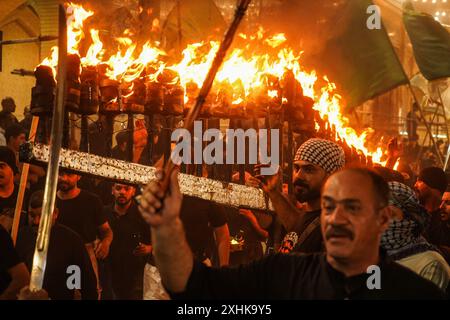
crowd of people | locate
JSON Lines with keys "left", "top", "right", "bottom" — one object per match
{"left": 1, "top": 95, "right": 450, "bottom": 300}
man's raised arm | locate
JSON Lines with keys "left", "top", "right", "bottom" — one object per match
{"left": 138, "top": 169, "right": 193, "bottom": 293}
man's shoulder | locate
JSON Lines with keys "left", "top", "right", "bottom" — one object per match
{"left": 78, "top": 189, "right": 101, "bottom": 200}
{"left": 53, "top": 223, "right": 85, "bottom": 244}
{"left": 384, "top": 260, "right": 445, "bottom": 299}
{"left": 262, "top": 252, "right": 324, "bottom": 269}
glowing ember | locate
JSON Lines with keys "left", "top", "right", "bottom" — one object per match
{"left": 37, "top": 3, "right": 386, "bottom": 164}
{"left": 393, "top": 158, "right": 401, "bottom": 171}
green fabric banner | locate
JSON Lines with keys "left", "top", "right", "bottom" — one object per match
{"left": 161, "top": 0, "right": 226, "bottom": 51}
{"left": 266, "top": 0, "right": 409, "bottom": 109}
{"left": 403, "top": 4, "right": 450, "bottom": 81}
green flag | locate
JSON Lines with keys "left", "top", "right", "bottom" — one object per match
{"left": 265, "top": 0, "right": 409, "bottom": 110}
{"left": 161, "top": 0, "right": 226, "bottom": 51}
{"left": 403, "top": 4, "right": 450, "bottom": 81}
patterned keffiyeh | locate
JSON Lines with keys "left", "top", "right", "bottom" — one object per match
{"left": 294, "top": 138, "right": 345, "bottom": 174}
{"left": 381, "top": 182, "right": 436, "bottom": 260}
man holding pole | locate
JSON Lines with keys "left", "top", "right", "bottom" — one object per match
{"left": 0, "top": 146, "right": 28, "bottom": 231}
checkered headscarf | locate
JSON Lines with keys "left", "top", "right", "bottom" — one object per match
{"left": 381, "top": 182, "right": 434, "bottom": 257}
{"left": 294, "top": 138, "right": 345, "bottom": 174}
{"left": 387, "top": 181, "right": 429, "bottom": 231}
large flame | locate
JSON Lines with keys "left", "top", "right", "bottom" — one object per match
{"left": 38, "top": 3, "right": 386, "bottom": 163}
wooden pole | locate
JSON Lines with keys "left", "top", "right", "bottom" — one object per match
{"left": 158, "top": 0, "right": 252, "bottom": 192}
{"left": 11, "top": 116, "right": 40, "bottom": 245}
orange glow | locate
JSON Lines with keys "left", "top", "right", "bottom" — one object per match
{"left": 37, "top": 3, "right": 387, "bottom": 164}
{"left": 393, "top": 158, "right": 400, "bottom": 171}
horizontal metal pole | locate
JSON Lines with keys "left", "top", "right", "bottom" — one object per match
{"left": 0, "top": 35, "right": 57, "bottom": 46}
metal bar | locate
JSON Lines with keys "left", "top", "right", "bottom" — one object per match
{"left": 437, "top": 87, "right": 450, "bottom": 141}
{"left": 29, "top": 5, "right": 67, "bottom": 292}
{"left": 444, "top": 143, "right": 450, "bottom": 171}
{"left": 106, "top": 115, "right": 114, "bottom": 157}
{"left": 11, "top": 69, "right": 35, "bottom": 77}
{"left": 80, "top": 115, "right": 89, "bottom": 152}
{"left": 0, "top": 35, "right": 57, "bottom": 46}
{"left": 146, "top": 114, "right": 154, "bottom": 164}
{"left": 127, "top": 114, "right": 134, "bottom": 162}
{"left": 408, "top": 84, "right": 443, "bottom": 167}
{"left": 20, "top": 142, "right": 273, "bottom": 211}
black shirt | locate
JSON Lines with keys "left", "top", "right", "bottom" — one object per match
{"left": 104, "top": 202, "right": 151, "bottom": 299}
{"left": 226, "top": 207, "right": 265, "bottom": 266}
{"left": 291, "top": 209, "right": 323, "bottom": 253}
{"left": 15, "top": 224, "right": 97, "bottom": 300}
{"left": 180, "top": 196, "right": 227, "bottom": 262}
{"left": 56, "top": 190, "right": 106, "bottom": 243}
{"left": 425, "top": 210, "right": 450, "bottom": 264}
{"left": 425, "top": 210, "right": 450, "bottom": 247}
{"left": 0, "top": 225, "right": 21, "bottom": 295}
{"left": 171, "top": 253, "right": 445, "bottom": 300}
{"left": 0, "top": 184, "right": 29, "bottom": 231}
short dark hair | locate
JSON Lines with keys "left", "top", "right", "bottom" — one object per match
{"left": 418, "top": 166, "right": 448, "bottom": 194}
{"left": 115, "top": 130, "right": 130, "bottom": 145}
{"left": 338, "top": 167, "right": 390, "bottom": 210}
{"left": 5, "top": 124, "right": 25, "bottom": 142}
{"left": 1, "top": 97, "right": 15, "bottom": 109}
{"left": 372, "top": 166, "right": 405, "bottom": 184}
{"left": 29, "top": 190, "right": 45, "bottom": 209}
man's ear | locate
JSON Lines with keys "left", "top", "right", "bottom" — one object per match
{"left": 378, "top": 206, "right": 392, "bottom": 233}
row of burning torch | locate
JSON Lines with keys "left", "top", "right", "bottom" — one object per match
{"left": 31, "top": 52, "right": 316, "bottom": 118}
{"left": 30, "top": 54, "right": 380, "bottom": 176}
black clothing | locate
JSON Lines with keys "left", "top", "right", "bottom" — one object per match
{"left": 19, "top": 116, "right": 33, "bottom": 135}
{"left": 0, "top": 111, "right": 19, "bottom": 131}
{"left": 88, "top": 121, "right": 110, "bottom": 158}
{"left": 78, "top": 177, "right": 114, "bottom": 206}
{"left": 111, "top": 145, "right": 129, "bottom": 162}
{"left": 15, "top": 224, "right": 97, "bottom": 300}
{"left": 291, "top": 209, "right": 323, "bottom": 253}
{"left": 111, "top": 145, "right": 151, "bottom": 165}
{"left": 425, "top": 210, "right": 450, "bottom": 264}
{"left": 0, "top": 225, "right": 21, "bottom": 295}
{"left": 0, "top": 184, "right": 29, "bottom": 231}
{"left": 56, "top": 190, "right": 106, "bottom": 243}
{"left": 425, "top": 210, "right": 450, "bottom": 247}
{"left": 226, "top": 207, "right": 264, "bottom": 266}
{"left": 180, "top": 196, "right": 227, "bottom": 263}
{"left": 104, "top": 202, "right": 151, "bottom": 299}
{"left": 171, "top": 253, "right": 445, "bottom": 300}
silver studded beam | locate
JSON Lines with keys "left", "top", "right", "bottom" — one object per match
{"left": 21, "top": 142, "right": 273, "bottom": 211}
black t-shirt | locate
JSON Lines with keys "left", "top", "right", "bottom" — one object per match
{"left": 104, "top": 202, "right": 151, "bottom": 299}
{"left": 171, "top": 253, "right": 445, "bottom": 300}
{"left": 56, "top": 190, "right": 106, "bottom": 243}
{"left": 88, "top": 121, "right": 109, "bottom": 158}
{"left": 15, "top": 224, "right": 97, "bottom": 300}
{"left": 180, "top": 196, "right": 227, "bottom": 261}
{"left": 0, "top": 184, "right": 29, "bottom": 231}
{"left": 0, "top": 225, "right": 21, "bottom": 295}
{"left": 425, "top": 210, "right": 450, "bottom": 247}
{"left": 226, "top": 207, "right": 264, "bottom": 266}
{"left": 290, "top": 209, "right": 323, "bottom": 254}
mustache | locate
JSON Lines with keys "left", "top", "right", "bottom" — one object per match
{"left": 325, "top": 225, "right": 354, "bottom": 240}
{"left": 294, "top": 179, "right": 309, "bottom": 189}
